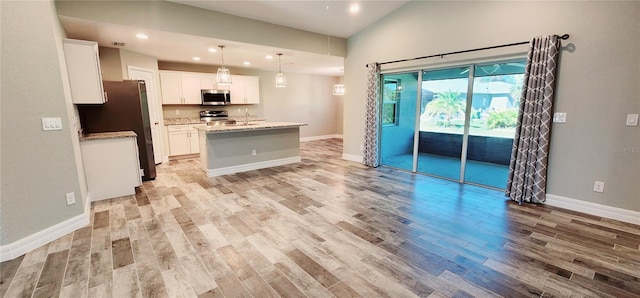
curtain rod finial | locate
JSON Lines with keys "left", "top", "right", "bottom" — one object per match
{"left": 559, "top": 34, "right": 570, "bottom": 40}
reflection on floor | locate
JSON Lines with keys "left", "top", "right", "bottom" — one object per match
{"left": 381, "top": 153, "right": 509, "bottom": 189}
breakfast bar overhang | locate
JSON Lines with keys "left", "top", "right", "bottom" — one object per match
{"left": 197, "top": 122, "right": 308, "bottom": 177}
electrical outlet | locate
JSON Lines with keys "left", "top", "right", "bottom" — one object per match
{"left": 175, "top": 109, "right": 180, "bottom": 115}
{"left": 359, "top": 144, "right": 364, "bottom": 151}
{"left": 553, "top": 112, "right": 567, "bottom": 123}
{"left": 593, "top": 181, "right": 605, "bottom": 193}
{"left": 626, "top": 114, "right": 639, "bottom": 126}
{"left": 65, "top": 192, "right": 76, "bottom": 205}
{"left": 252, "top": 149, "right": 257, "bottom": 156}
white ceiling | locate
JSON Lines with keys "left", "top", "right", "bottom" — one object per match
{"left": 59, "top": 1, "right": 409, "bottom": 76}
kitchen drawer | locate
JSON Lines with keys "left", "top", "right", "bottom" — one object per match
{"left": 167, "top": 124, "right": 189, "bottom": 132}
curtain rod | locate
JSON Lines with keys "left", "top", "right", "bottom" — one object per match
{"left": 366, "top": 34, "right": 570, "bottom": 68}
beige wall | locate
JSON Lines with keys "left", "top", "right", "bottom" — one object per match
{"left": 344, "top": 1, "right": 640, "bottom": 211}
{"left": 98, "top": 46, "right": 123, "bottom": 81}
{"left": 1, "top": 0, "right": 85, "bottom": 244}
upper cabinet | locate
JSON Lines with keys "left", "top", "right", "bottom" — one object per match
{"left": 159, "top": 71, "right": 201, "bottom": 105}
{"left": 230, "top": 75, "right": 260, "bottom": 104}
{"left": 62, "top": 39, "right": 106, "bottom": 104}
{"left": 159, "top": 70, "right": 260, "bottom": 105}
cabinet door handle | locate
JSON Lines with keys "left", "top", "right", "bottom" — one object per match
{"left": 104, "top": 92, "right": 108, "bottom": 102}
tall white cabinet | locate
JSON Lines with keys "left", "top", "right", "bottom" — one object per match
{"left": 62, "top": 39, "right": 105, "bottom": 104}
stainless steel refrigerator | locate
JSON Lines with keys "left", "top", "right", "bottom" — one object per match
{"left": 78, "top": 80, "right": 156, "bottom": 180}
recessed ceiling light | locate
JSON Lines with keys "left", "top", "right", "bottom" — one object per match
{"left": 192, "top": 57, "right": 201, "bottom": 61}
{"left": 208, "top": 48, "right": 217, "bottom": 53}
{"left": 265, "top": 55, "right": 273, "bottom": 60}
{"left": 350, "top": 4, "right": 360, "bottom": 13}
{"left": 135, "top": 33, "right": 148, "bottom": 39}
{"left": 243, "top": 61, "right": 251, "bottom": 66}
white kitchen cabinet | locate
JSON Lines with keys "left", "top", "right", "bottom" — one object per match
{"left": 181, "top": 73, "right": 202, "bottom": 104}
{"left": 167, "top": 124, "right": 200, "bottom": 155}
{"left": 229, "top": 75, "right": 260, "bottom": 104}
{"left": 188, "top": 125, "right": 200, "bottom": 154}
{"left": 160, "top": 71, "right": 208, "bottom": 105}
{"left": 159, "top": 72, "right": 182, "bottom": 104}
{"left": 62, "top": 39, "right": 105, "bottom": 104}
{"left": 80, "top": 134, "right": 141, "bottom": 202}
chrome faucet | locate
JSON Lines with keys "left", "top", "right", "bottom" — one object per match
{"left": 244, "top": 108, "right": 249, "bottom": 125}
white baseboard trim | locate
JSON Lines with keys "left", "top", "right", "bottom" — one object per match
{"left": 300, "top": 134, "right": 343, "bottom": 142}
{"left": 545, "top": 194, "right": 640, "bottom": 225}
{"left": 342, "top": 153, "right": 363, "bottom": 163}
{"left": 207, "top": 156, "right": 301, "bottom": 177}
{"left": 84, "top": 193, "right": 91, "bottom": 215}
{"left": 0, "top": 212, "right": 89, "bottom": 262}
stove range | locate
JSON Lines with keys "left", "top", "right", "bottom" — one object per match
{"left": 200, "top": 110, "right": 228, "bottom": 123}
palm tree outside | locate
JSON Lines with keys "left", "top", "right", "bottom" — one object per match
{"left": 425, "top": 90, "right": 465, "bottom": 127}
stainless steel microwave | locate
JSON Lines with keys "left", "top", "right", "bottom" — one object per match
{"left": 201, "top": 89, "right": 230, "bottom": 106}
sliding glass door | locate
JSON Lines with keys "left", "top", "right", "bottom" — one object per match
{"left": 379, "top": 60, "right": 525, "bottom": 189}
{"left": 464, "top": 62, "right": 525, "bottom": 188}
{"left": 418, "top": 67, "right": 470, "bottom": 181}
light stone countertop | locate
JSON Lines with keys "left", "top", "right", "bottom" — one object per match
{"left": 196, "top": 121, "right": 307, "bottom": 134}
{"left": 164, "top": 118, "right": 202, "bottom": 125}
{"left": 80, "top": 131, "right": 137, "bottom": 141}
{"left": 164, "top": 117, "right": 267, "bottom": 125}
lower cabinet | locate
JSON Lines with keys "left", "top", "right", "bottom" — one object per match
{"left": 80, "top": 134, "right": 141, "bottom": 202}
{"left": 167, "top": 124, "right": 200, "bottom": 155}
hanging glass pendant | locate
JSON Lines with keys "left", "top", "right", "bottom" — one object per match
{"left": 216, "top": 45, "right": 232, "bottom": 85}
{"left": 275, "top": 53, "right": 286, "bottom": 88}
{"left": 275, "top": 72, "right": 287, "bottom": 88}
{"left": 332, "top": 83, "right": 345, "bottom": 95}
{"left": 333, "top": 71, "right": 345, "bottom": 95}
{"left": 216, "top": 66, "right": 232, "bottom": 85}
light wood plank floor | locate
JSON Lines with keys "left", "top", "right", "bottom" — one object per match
{"left": 2, "top": 139, "right": 639, "bottom": 297}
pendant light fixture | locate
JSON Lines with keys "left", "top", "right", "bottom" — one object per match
{"left": 275, "top": 53, "right": 286, "bottom": 88}
{"left": 333, "top": 69, "right": 345, "bottom": 95}
{"left": 216, "top": 45, "right": 232, "bottom": 85}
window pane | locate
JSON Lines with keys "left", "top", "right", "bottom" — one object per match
{"left": 423, "top": 67, "right": 469, "bottom": 80}
{"left": 380, "top": 72, "right": 419, "bottom": 171}
{"left": 474, "top": 60, "right": 526, "bottom": 77}
{"left": 420, "top": 78, "right": 468, "bottom": 133}
{"left": 382, "top": 103, "right": 396, "bottom": 125}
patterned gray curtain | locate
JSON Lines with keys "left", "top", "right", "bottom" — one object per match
{"left": 362, "top": 62, "right": 380, "bottom": 167}
{"left": 506, "top": 35, "right": 560, "bottom": 203}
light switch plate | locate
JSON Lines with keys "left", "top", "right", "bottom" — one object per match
{"left": 42, "top": 117, "right": 62, "bottom": 131}
{"left": 553, "top": 112, "right": 567, "bottom": 123}
{"left": 626, "top": 114, "right": 638, "bottom": 126}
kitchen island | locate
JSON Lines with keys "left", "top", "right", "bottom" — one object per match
{"left": 197, "top": 122, "right": 307, "bottom": 177}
